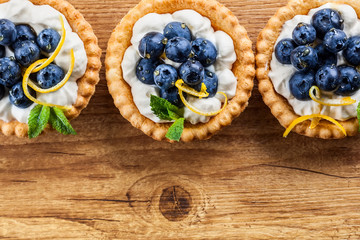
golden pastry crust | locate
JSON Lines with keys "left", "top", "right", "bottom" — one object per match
{"left": 256, "top": 0, "right": 360, "bottom": 139}
{"left": 0, "top": 0, "right": 102, "bottom": 138}
{"left": 106, "top": 0, "right": 255, "bottom": 142}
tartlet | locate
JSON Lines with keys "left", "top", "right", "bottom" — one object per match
{"left": 256, "top": 0, "right": 360, "bottom": 139}
{"left": 0, "top": 0, "right": 101, "bottom": 138}
{"left": 106, "top": 0, "right": 255, "bottom": 142}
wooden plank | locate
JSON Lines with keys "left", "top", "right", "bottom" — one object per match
{"left": 1, "top": 0, "right": 360, "bottom": 239}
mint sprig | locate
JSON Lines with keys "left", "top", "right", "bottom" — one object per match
{"left": 28, "top": 105, "right": 76, "bottom": 139}
{"left": 150, "top": 95, "right": 185, "bottom": 141}
{"left": 357, "top": 102, "right": 360, "bottom": 132}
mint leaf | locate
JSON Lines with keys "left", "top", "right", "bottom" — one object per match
{"left": 150, "top": 95, "right": 183, "bottom": 121}
{"left": 28, "top": 105, "right": 51, "bottom": 139}
{"left": 357, "top": 102, "right": 360, "bottom": 132}
{"left": 167, "top": 109, "right": 180, "bottom": 120}
{"left": 166, "top": 118, "right": 185, "bottom": 141}
{"left": 49, "top": 107, "right": 76, "bottom": 135}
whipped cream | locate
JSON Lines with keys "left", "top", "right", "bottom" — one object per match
{"left": 0, "top": 0, "right": 87, "bottom": 123}
{"left": 269, "top": 3, "right": 360, "bottom": 120}
{"left": 122, "top": 10, "right": 237, "bottom": 124}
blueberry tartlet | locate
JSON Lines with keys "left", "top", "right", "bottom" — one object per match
{"left": 257, "top": 0, "right": 360, "bottom": 139}
{"left": 0, "top": 0, "right": 101, "bottom": 138}
{"left": 106, "top": 0, "right": 255, "bottom": 142}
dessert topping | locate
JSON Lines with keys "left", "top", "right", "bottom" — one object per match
{"left": 164, "top": 22, "right": 192, "bottom": 41}
{"left": 179, "top": 59, "right": 205, "bottom": 86}
{"left": 311, "top": 8, "right": 343, "bottom": 39}
{"left": 175, "top": 79, "right": 208, "bottom": 98}
{"left": 27, "top": 49, "right": 75, "bottom": 94}
{"left": 165, "top": 37, "right": 192, "bottom": 63}
{"left": 28, "top": 104, "right": 76, "bottom": 139}
{"left": 191, "top": 38, "right": 217, "bottom": 67}
{"left": 33, "top": 16, "right": 66, "bottom": 72}
{"left": 283, "top": 114, "right": 347, "bottom": 138}
{"left": 0, "top": 19, "right": 17, "bottom": 45}
{"left": 309, "top": 86, "right": 356, "bottom": 106}
{"left": 154, "top": 64, "right": 178, "bottom": 90}
{"left": 37, "top": 28, "right": 61, "bottom": 53}
{"left": 177, "top": 82, "right": 228, "bottom": 117}
{"left": 138, "top": 32, "right": 166, "bottom": 59}
{"left": 150, "top": 94, "right": 185, "bottom": 141}
{"left": 22, "top": 51, "right": 73, "bottom": 109}
{"left": 275, "top": 38, "right": 296, "bottom": 64}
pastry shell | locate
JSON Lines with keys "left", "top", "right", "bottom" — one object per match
{"left": 106, "top": 0, "right": 255, "bottom": 142}
{"left": 256, "top": 0, "right": 360, "bottom": 139}
{"left": 0, "top": 0, "right": 102, "bottom": 138}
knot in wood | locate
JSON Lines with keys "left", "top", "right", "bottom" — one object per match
{"left": 159, "top": 186, "right": 192, "bottom": 222}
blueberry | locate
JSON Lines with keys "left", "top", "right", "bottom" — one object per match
{"left": 323, "top": 28, "right": 348, "bottom": 53}
{"left": 0, "top": 57, "right": 21, "bottom": 88}
{"left": 160, "top": 87, "right": 184, "bottom": 108}
{"left": 311, "top": 8, "right": 343, "bottom": 39}
{"left": 315, "top": 64, "right": 340, "bottom": 91}
{"left": 136, "top": 58, "right": 161, "bottom": 85}
{"left": 191, "top": 38, "right": 217, "bottom": 67}
{"left": 275, "top": 38, "right": 297, "bottom": 64}
{"left": 14, "top": 40, "right": 40, "bottom": 67}
{"left": 0, "top": 45, "right": 5, "bottom": 58}
{"left": 36, "top": 64, "right": 65, "bottom": 89}
{"left": 11, "top": 24, "right": 36, "bottom": 49}
{"left": 138, "top": 32, "right": 166, "bottom": 59}
{"left": 343, "top": 36, "right": 360, "bottom": 66}
{"left": 194, "top": 70, "right": 218, "bottom": 98}
{"left": 164, "top": 22, "right": 192, "bottom": 41}
{"left": 37, "top": 28, "right": 61, "bottom": 53}
{"left": 165, "top": 37, "right": 191, "bottom": 63}
{"left": 0, "top": 84, "right": 5, "bottom": 100}
{"left": 314, "top": 44, "right": 337, "bottom": 67}
{"left": 0, "top": 19, "right": 17, "bottom": 46}
{"left": 9, "top": 82, "right": 36, "bottom": 109}
{"left": 335, "top": 65, "right": 360, "bottom": 96}
{"left": 289, "top": 71, "right": 316, "bottom": 100}
{"left": 179, "top": 60, "right": 205, "bottom": 86}
{"left": 154, "top": 64, "right": 178, "bottom": 90}
{"left": 290, "top": 46, "right": 318, "bottom": 71}
{"left": 292, "top": 22, "right": 316, "bottom": 45}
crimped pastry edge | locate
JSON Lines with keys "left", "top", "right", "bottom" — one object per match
{"left": 0, "top": 0, "right": 102, "bottom": 138}
{"left": 256, "top": 0, "right": 360, "bottom": 139}
{"left": 105, "top": 0, "right": 255, "bottom": 142}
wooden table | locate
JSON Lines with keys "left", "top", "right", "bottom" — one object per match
{"left": 1, "top": 0, "right": 360, "bottom": 239}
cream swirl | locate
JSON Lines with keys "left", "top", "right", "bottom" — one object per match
{"left": 269, "top": 3, "right": 360, "bottom": 120}
{"left": 122, "top": 10, "right": 237, "bottom": 124}
{"left": 0, "top": 0, "right": 87, "bottom": 123}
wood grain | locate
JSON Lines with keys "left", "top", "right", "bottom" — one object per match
{"left": 1, "top": 0, "right": 360, "bottom": 239}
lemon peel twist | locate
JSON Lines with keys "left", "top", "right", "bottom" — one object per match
{"left": 310, "top": 116, "right": 321, "bottom": 129}
{"left": 28, "top": 49, "right": 75, "bottom": 94}
{"left": 309, "top": 86, "right": 356, "bottom": 106}
{"left": 178, "top": 89, "right": 228, "bottom": 117}
{"left": 175, "top": 79, "right": 209, "bottom": 99}
{"left": 22, "top": 59, "right": 72, "bottom": 110}
{"left": 174, "top": 79, "right": 228, "bottom": 117}
{"left": 32, "top": 15, "right": 66, "bottom": 73}
{"left": 283, "top": 114, "right": 347, "bottom": 138}
{"left": 21, "top": 15, "right": 73, "bottom": 110}
{"left": 303, "top": 85, "right": 355, "bottom": 132}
